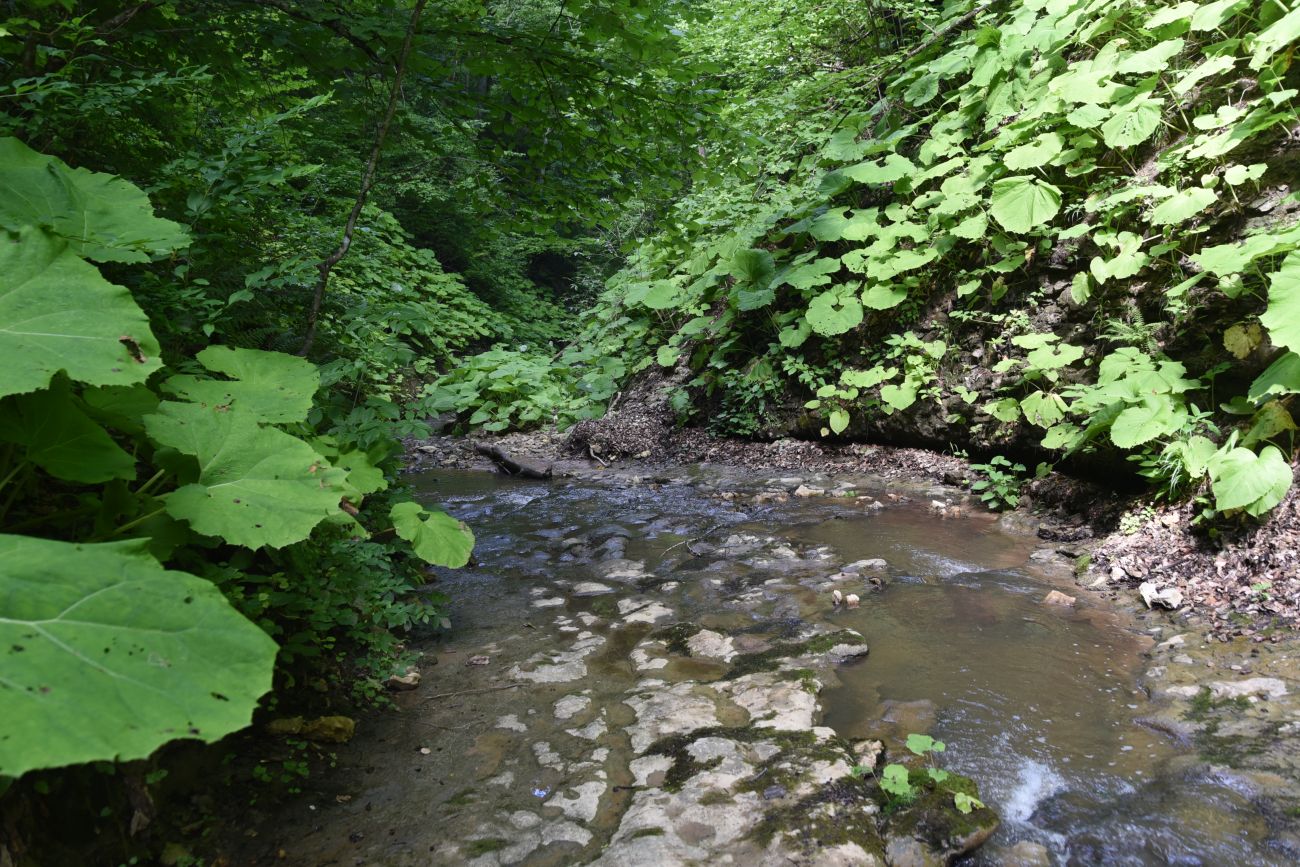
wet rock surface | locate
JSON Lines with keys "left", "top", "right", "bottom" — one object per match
{"left": 217, "top": 465, "right": 1300, "bottom": 866}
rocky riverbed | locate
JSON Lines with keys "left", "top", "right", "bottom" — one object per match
{"left": 219, "top": 460, "right": 1300, "bottom": 866}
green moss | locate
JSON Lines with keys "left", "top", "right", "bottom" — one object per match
{"left": 1074, "top": 553, "right": 1092, "bottom": 576}
{"left": 886, "top": 774, "right": 999, "bottom": 846}
{"left": 721, "top": 630, "right": 865, "bottom": 680}
{"left": 464, "top": 838, "right": 507, "bottom": 856}
{"left": 699, "top": 790, "right": 735, "bottom": 806}
{"left": 749, "top": 775, "right": 886, "bottom": 857}
{"left": 445, "top": 788, "right": 476, "bottom": 806}
{"left": 630, "top": 827, "right": 666, "bottom": 838}
{"left": 654, "top": 621, "right": 703, "bottom": 656}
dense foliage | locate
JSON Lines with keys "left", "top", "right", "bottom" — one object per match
{"left": 445, "top": 0, "right": 1300, "bottom": 523}
{"left": 0, "top": 0, "right": 705, "bottom": 794}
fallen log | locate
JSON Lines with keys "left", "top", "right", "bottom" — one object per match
{"left": 473, "top": 442, "right": 553, "bottom": 479}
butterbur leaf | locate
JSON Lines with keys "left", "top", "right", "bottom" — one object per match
{"left": 989, "top": 176, "right": 1062, "bottom": 233}
{"left": 954, "top": 792, "right": 986, "bottom": 815}
{"left": 390, "top": 502, "right": 474, "bottom": 567}
{"left": 1020, "top": 391, "right": 1067, "bottom": 427}
{"left": 1149, "top": 187, "right": 1217, "bottom": 225}
{"left": 0, "top": 536, "right": 277, "bottom": 777}
{"left": 1209, "top": 446, "right": 1293, "bottom": 516}
{"left": 1100, "top": 98, "right": 1163, "bottom": 148}
{"left": 0, "top": 137, "right": 189, "bottom": 263}
{"left": 828, "top": 409, "right": 849, "bottom": 435}
{"left": 334, "top": 449, "right": 388, "bottom": 497}
{"left": 145, "top": 402, "right": 343, "bottom": 549}
{"left": 0, "top": 383, "right": 136, "bottom": 483}
{"left": 906, "top": 733, "right": 945, "bottom": 755}
{"left": 1004, "top": 133, "right": 1064, "bottom": 170}
{"left": 805, "top": 289, "right": 863, "bottom": 336}
{"left": 639, "top": 280, "right": 681, "bottom": 310}
{"left": 1110, "top": 395, "right": 1183, "bottom": 448}
{"left": 880, "top": 381, "right": 918, "bottom": 411}
{"left": 1260, "top": 251, "right": 1300, "bottom": 353}
{"left": 881, "top": 764, "right": 914, "bottom": 799}
{"left": 1241, "top": 402, "right": 1297, "bottom": 449}
{"left": 1250, "top": 7, "right": 1300, "bottom": 70}
{"left": 163, "top": 346, "right": 319, "bottom": 424}
{"left": 729, "top": 249, "right": 775, "bottom": 287}
{"left": 1248, "top": 352, "right": 1300, "bottom": 401}
{"left": 0, "top": 228, "right": 162, "bottom": 398}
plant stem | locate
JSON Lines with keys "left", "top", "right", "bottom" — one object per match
{"left": 133, "top": 468, "right": 166, "bottom": 497}
{"left": 102, "top": 507, "right": 167, "bottom": 540}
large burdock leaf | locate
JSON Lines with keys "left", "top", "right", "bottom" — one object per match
{"left": 0, "top": 228, "right": 162, "bottom": 398}
{"left": 1260, "top": 250, "right": 1300, "bottom": 353}
{"left": 162, "top": 346, "right": 320, "bottom": 424}
{"left": 0, "top": 137, "right": 189, "bottom": 263}
{"left": 1100, "top": 97, "right": 1163, "bottom": 148}
{"left": 0, "top": 135, "right": 188, "bottom": 262}
{"left": 0, "top": 382, "right": 136, "bottom": 483}
{"left": 729, "top": 249, "right": 775, "bottom": 287}
{"left": 0, "top": 536, "right": 277, "bottom": 777}
{"left": 805, "top": 288, "right": 863, "bottom": 336}
{"left": 989, "top": 176, "right": 1062, "bottom": 233}
{"left": 390, "top": 502, "right": 474, "bottom": 567}
{"left": 1149, "top": 187, "right": 1217, "bottom": 225}
{"left": 145, "top": 402, "right": 343, "bottom": 549}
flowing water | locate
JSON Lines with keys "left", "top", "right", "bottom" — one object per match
{"left": 232, "top": 467, "right": 1289, "bottom": 865}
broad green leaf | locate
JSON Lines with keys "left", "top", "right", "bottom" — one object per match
{"left": 989, "top": 176, "right": 1062, "bottom": 233}
{"left": 1070, "top": 272, "right": 1092, "bottom": 305}
{"left": 880, "top": 381, "right": 918, "bottom": 411}
{"left": 1223, "top": 164, "right": 1266, "bottom": 186}
{"left": 1149, "top": 187, "right": 1217, "bottom": 225}
{"left": 1100, "top": 98, "right": 1163, "bottom": 148}
{"left": 1223, "top": 322, "right": 1263, "bottom": 359}
{"left": 0, "top": 383, "right": 135, "bottom": 483}
{"left": 0, "top": 138, "right": 189, "bottom": 263}
{"left": 881, "top": 763, "right": 915, "bottom": 799}
{"left": 841, "top": 366, "right": 896, "bottom": 388}
{"left": 1111, "top": 395, "right": 1182, "bottom": 448}
{"left": 639, "top": 280, "right": 682, "bottom": 310}
{"left": 0, "top": 535, "right": 276, "bottom": 777}
{"left": 862, "top": 283, "right": 908, "bottom": 310}
{"left": 1260, "top": 251, "right": 1300, "bottom": 353}
{"left": 954, "top": 792, "right": 986, "bottom": 815}
{"left": 1145, "top": 3, "right": 1197, "bottom": 29}
{"left": 145, "top": 402, "right": 343, "bottom": 549}
{"left": 0, "top": 228, "right": 162, "bottom": 398}
{"left": 1241, "top": 401, "right": 1297, "bottom": 449}
{"left": 1248, "top": 351, "right": 1300, "bottom": 401}
{"left": 1191, "top": 0, "right": 1245, "bottom": 31}
{"left": 805, "top": 289, "right": 863, "bottom": 336}
{"left": 906, "top": 733, "right": 945, "bottom": 755}
{"left": 1173, "top": 55, "right": 1237, "bottom": 96}
{"left": 163, "top": 346, "right": 319, "bottom": 424}
{"left": 1004, "top": 133, "right": 1064, "bottom": 170}
{"left": 1020, "top": 391, "right": 1067, "bottom": 427}
{"left": 1209, "top": 445, "right": 1293, "bottom": 515}
{"left": 775, "top": 257, "right": 840, "bottom": 291}
{"left": 842, "top": 154, "right": 916, "bottom": 185}
{"left": 1250, "top": 7, "right": 1300, "bottom": 70}
{"left": 656, "top": 344, "right": 679, "bottom": 367}
{"left": 778, "top": 320, "right": 811, "bottom": 349}
{"left": 737, "top": 286, "right": 775, "bottom": 311}
{"left": 729, "top": 249, "right": 775, "bottom": 286}
{"left": 986, "top": 397, "right": 1021, "bottom": 422}
{"left": 828, "top": 409, "right": 849, "bottom": 435}
{"left": 390, "top": 501, "right": 474, "bottom": 567}
{"left": 1117, "top": 39, "right": 1184, "bottom": 74}
{"left": 335, "top": 449, "right": 388, "bottom": 497}
{"left": 951, "top": 212, "right": 988, "bottom": 240}
{"left": 81, "top": 384, "right": 159, "bottom": 436}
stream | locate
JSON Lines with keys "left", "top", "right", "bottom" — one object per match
{"left": 230, "top": 466, "right": 1295, "bottom": 866}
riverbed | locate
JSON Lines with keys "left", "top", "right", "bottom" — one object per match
{"left": 225, "top": 466, "right": 1300, "bottom": 865}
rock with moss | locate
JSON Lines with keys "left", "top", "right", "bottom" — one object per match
{"left": 883, "top": 772, "right": 999, "bottom": 866}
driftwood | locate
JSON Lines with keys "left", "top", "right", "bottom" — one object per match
{"left": 473, "top": 443, "right": 553, "bottom": 479}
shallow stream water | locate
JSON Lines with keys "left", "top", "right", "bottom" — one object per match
{"left": 231, "top": 467, "right": 1290, "bottom": 866}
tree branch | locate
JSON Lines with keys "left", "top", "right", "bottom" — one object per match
{"left": 297, "top": 0, "right": 427, "bottom": 356}
{"left": 248, "top": 0, "right": 385, "bottom": 65}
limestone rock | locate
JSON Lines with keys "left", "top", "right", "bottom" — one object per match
{"left": 1042, "top": 590, "right": 1076, "bottom": 607}
{"left": 1138, "top": 581, "right": 1184, "bottom": 609}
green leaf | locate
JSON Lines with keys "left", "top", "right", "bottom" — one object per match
{"left": 778, "top": 320, "right": 812, "bottom": 348}
{"left": 729, "top": 249, "right": 775, "bottom": 286}
{"left": 906, "top": 733, "right": 945, "bottom": 756}
{"left": 334, "top": 449, "right": 388, "bottom": 497}
{"left": 842, "top": 154, "right": 917, "bottom": 185}
{"left": 639, "top": 280, "right": 682, "bottom": 310}
{"left": 841, "top": 366, "right": 897, "bottom": 388}
{"left": 1209, "top": 445, "right": 1293, "bottom": 516}
{"left": 986, "top": 397, "right": 1021, "bottom": 422}
{"left": 954, "top": 792, "right": 986, "bottom": 815}
{"left": 163, "top": 346, "right": 319, "bottom": 424}
{"left": 1248, "top": 352, "right": 1300, "bottom": 401}
{"left": 1241, "top": 401, "right": 1297, "bottom": 449}
{"left": 0, "top": 138, "right": 189, "bottom": 263}
{"left": 1260, "top": 250, "right": 1300, "bottom": 353}
{"left": 736, "top": 286, "right": 775, "bottom": 311}
{"left": 1117, "top": 39, "right": 1184, "bottom": 74}
{"left": 880, "top": 381, "right": 918, "bottom": 411}
{"left": 145, "top": 402, "right": 343, "bottom": 549}
{"left": 1020, "top": 391, "right": 1067, "bottom": 427}
{"left": 951, "top": 212, "right": 988, "bottom": 240}
{"left": 0, "top": 383, "right": 135, "bottom": 483}
{"left": 0, "top": 535, "right": 276, "bottom": 777}
{"left": 390, "top": 502, "right": 474, "bottom": 567}
{"left": 1110, "top": 395, "right": 1182, "bottom": 448}
{"left": 989, "top": 176, "right": 1063, "bottom": 234}
{"left": 805, "top": 289, "right": 863, "bottom": 336}
{"left": 1004, "top": 133, "right": 1064, "bottom": 170}
{"left": 1149, "top": 187, "right": 1217, "bottom": 225}
{"left": 1250, "top": 7, "right": 1300, "bottom": 70}
{"left": 862, "top": 283, "right": 908, "bottom": 310}
{"left": 1191, "top": 0, "right": 1246, "bottom": 31}
{"left": 1100, "top": 98, "right": 1163, "bottom": 148}
{"left": 656, "top": 344, "right": 679, "bottom": 367}
{"left": 0, "top": 228, "right": 162, "bottom": 398}
{"left": 881, "top": 763, "right": 915, "bottom": 799}
{"left": 828, "top": 409, "right": 850, "bottom": 435}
